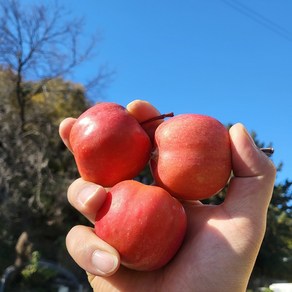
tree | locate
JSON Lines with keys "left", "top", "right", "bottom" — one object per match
{"left": 0, "top": 2, "right": 110, "bottom": 286}
{"left": 245, "top": 133, "right": 292, "bottom": 286}
{"left": 0, "top": 73, "right": 97, "bottom": 290}
{"left": 251, "top": 179, "right": 292, "bottom": 287}
{"left": 0, "top": 0, "right": 109, "bottom": 131}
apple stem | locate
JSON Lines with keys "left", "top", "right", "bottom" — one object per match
{"left": 260, "top": 147, "right": 274, "bottom": 156}
{"left": 140, "top": 112, "right": 174, "bottom": 125}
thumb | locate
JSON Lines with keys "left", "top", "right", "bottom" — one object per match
{"left": 224, "top": 123, "right": 276, "bottom": 218}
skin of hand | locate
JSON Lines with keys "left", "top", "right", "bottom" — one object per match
{"left": 59, "top": 100, "right": 276, "bottom": 292}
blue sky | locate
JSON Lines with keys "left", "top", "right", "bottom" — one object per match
{"left": 32, "top": 1, "right": 292, "bottom": 183}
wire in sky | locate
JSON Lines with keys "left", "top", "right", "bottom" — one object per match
{"left": 219, "top": 0, "right": 292, "bottom": 42}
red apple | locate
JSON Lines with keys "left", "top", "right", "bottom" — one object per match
{"left": 150, "top": 114, "right": 232, "bottom": 200}
{"left": 94, "top": 180, "right": 187, "bottom": 271}
{"left": 69, "top": 102, "right": 152, "bottom": 187}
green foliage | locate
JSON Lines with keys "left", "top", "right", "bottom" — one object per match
{"left": 0, "top": 2, "right": 105, "bottom": 288}
{"left": 254, "top": 181, "right": 292, "bottom": 282}
{"left": 5, "top": 251, "right": 66, "bottom": 292}
{"left": 0, "top": 69, "right": 91, "bottom": 276}
{"left": 21, "top": 251, "right": 56, "bottom": 283}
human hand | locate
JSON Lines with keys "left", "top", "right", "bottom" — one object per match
{"left": 59, "top": 100, "right": 276, "bottom": 292}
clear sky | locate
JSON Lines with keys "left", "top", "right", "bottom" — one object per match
{"left": 31, "top": 0, "right": 292, "bottom": 183}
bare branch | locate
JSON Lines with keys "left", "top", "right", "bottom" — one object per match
{"left": 0, "top": 0, "right": 104, "bottom": 129}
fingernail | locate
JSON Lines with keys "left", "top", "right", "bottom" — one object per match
{"left": 77, "top": 184, "right": 100, "bottom": 206}
{"left": 92, "top": 250, "right": 118, "bottom": 275}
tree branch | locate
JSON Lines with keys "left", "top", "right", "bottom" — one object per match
{"left": 0, "top": 0, "right": 105, "bottom": 130}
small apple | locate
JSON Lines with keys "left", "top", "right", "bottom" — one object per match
{"left": 94, "top": 180, "right": 187, "bottom": 271}
{"left": 69, "top": 102, "right": 152, "bottom": 187}
{"left": 150, "top": 114, "right": 232, "bottom": 200}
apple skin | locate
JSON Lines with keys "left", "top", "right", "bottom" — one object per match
{"left": 150, "top": 114, "right": 232, "bottom": 200}
{"left": 94, "top": 180, "right": 187, "bottom": 271}
{"left": 69, "top": 102, "right": 152, "bottom": 187}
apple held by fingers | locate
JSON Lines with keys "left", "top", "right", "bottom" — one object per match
{"left": 150, "top": 114, "right": 232, "bottom": 200}
{"left": 69, "top": 102, "right": 152, "bottom": 187}
{"left": 94, "top": 180, "right": 187, "bottom": 271}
